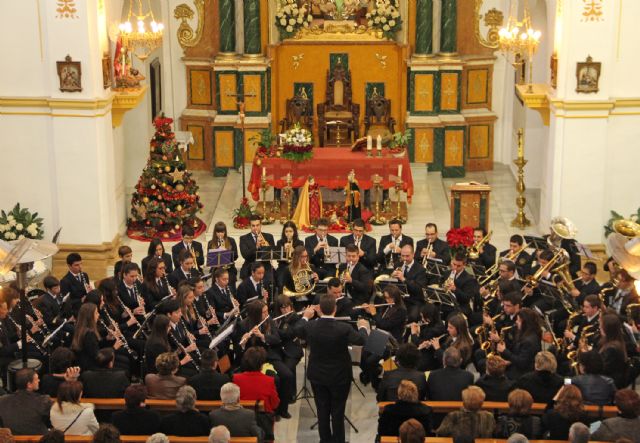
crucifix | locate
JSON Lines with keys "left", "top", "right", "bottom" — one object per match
{"left": 226, "top": 90, "right": 257, "bottom": 199}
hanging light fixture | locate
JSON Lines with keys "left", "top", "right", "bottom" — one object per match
{"left": 118, "top": 0, "right": 164, "bottom": 61}
{"left": 499, "top": 0, "right": 541, "bottom": 92}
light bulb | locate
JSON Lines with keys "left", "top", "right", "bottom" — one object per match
{"left": 137, "top": 20, "right": 145, "bottom": 33}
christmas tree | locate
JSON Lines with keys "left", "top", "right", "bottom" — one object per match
{"left": 127, "top": 116, "right": 205, "bottom": 240}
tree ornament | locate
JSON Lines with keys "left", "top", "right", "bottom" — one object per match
{"left": 142, "top": 197, "right": 149, "bottom": 203}
{"left": 151, "top": 184, "right": 156, "bottom": 190}
{"left": 176, "top": 205, "right": 183, "bottom": 211}
{"left": 175, "top": 224, "right": 180, "bottom": 229}
{"left": 169, "top": 169, "right": 185, "bottom": 183}
{"left": 164, "top": 166, "right": 171, "bottom": 172}
{"left": 176, "top": 184, "right": 185, "bottom": 192}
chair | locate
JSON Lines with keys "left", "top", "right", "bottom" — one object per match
{"left": 317, "top": 58, "right": 360, "bottom": 146}
{"left": 364, "top": 89, "right": 395, "bottom": 144}
{"left": 279, "top": 89, "right": 313, "bottom": 133}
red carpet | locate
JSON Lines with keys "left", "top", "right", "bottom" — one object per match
{"left": 127, "top": 218, "right": 207, "bottom": 241}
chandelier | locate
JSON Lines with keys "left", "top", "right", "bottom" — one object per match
{"left": 118, "top": 0, "right": 164, "bottom": 61}
{"left": 498, "top": 0, "right": 541, "bottom": 92}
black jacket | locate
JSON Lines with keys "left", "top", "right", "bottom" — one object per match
{"left": 36, "top": 292, "right": 67, "bottom": 328}
{"left": 378, "top": 234, "right": 414, "bottom": 269}
{"left": 80, "top": 368, "right": 130, "bottom": 398}
{"left": 378, "top": 400, "right": 432, "bottom": 437}
{"left": 571, "top": 373, "right": 616, "bottom": 405}
{"left": 236, "top": 277, "right": 268, "bottom": 307}
{"left": 500, "top": 333, "right": 542, "bottom": 380}
{"left": 500, "top": 249, "right": 532, "bottom": 277}
{"left": 112, "top": 407, "right": 161, "bottom": 435}
{"left": 208, "top": 284, "right": 237, "bottom": 324}
{"left": 542, "top": 410, "right": 591, "bottom": 440}
{"left": 450, "top": 269, "right": 479, "bottom": 316}
{"left": 338, "top": 261, "right": 373, "bottom": 304}
{"left": 474, "top": 374, "right": 515, "bottom": 402}
{"left": 377, "top": 367, "right": 428, "bottom": 401}
{"left": 59, "top": 271, "right": 90, "bottom": 312}
{"left": 296, "top": 317, "right": 367, "bottom": 386}
{"left": 415, "top": 238, "right": 451, "bottom": 265}
{"left": 400, "top": 262, "right": 428, "bottom": 305}
{"left": 373, "top": 305, "right": 407, "bottom": 343}
{"left": 340, "top": 234, "right": 377, "bottom": 270}
{"left": 0, "top": 390, "right": 52, "bottom": 435}
{"left": 141, "top": 253, "right": 174, "bottom": 278}
{"left": 172, "top": 240, "right": 205, "bottom": 270}
{"left": 514, "top": 370, "right": 564, "bottom": 405}
{"left": 304, "top": 234, "right": 339, "bottom": 279}
{"left": 239, "top": 232, "right": 275, "bottom": 279}
{"left": 187, "top": 369, "right": 230, "bottom": 401}
{"left": 426, "top": 367, "right": 474, "bottom": 401}
{"left": 209, "top": 407, "right": 262, "bottom": 440}
{"left": 160, "top": 410, "right": 211, "bottom": 436}
{"left": 167, "top": 267, "right": 199, "bottom": 290}
{"left": 470, "top": 243, "right": 497, "bottom": 270}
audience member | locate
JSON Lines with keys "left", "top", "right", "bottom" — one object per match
{"left": 80, "top": 348, "right": 130, "bottom": 398}
{"left": 145, "top": 434, "right": 169, "bottom": 443}
{"left": 187, "top": 349, "right": 230, "bottom": 401}
{"left": 572, "top": 350, "right": 617, "bottom": 405}
{"left": 426, "top": 347, "right": 474, "bottom": 401}
{"left": 111, "top": 384, "right": 161, "bottom": 435}
{"left": 569, "top": 422, "right": 591, "bottom": 443}
{"left": 514, "top": 351, "right": 564, "bottom": 404}
{"left": 378, "top": 380, "right": 432, "bottom": 437}
{"left": 159, "top": 385, "right": 210, "bottom": 436}
{"left": 436, "top": 386, "right": 495, "bottom": 438}
{"left": 209, "top": 383, "right": 262, "bottom": 442}
{"left": 50, "top": 381, "right": 99, "bottom": 435}
{"left": 40, "top": 347, "right": 78, "bottom": 397}
{"left": 541, "top": 384, "right": 590, "bottom": 440}
{"left": 398, "top": 418, "right": 426, "bottom": 443}
{"left": 592, "top": 389, "right": 640, "bottom": 442}
{"left": 209, "top": 426, "right": 231, "bottom": 443}
{"left": 495, "top": 389, "right": 541, "bottom": 439}
{"left": 145, "top": 352, "right": 187, "bottom": 399}
{"left": 93, "top": 424, "right": 121, "bottom": 443}
{"left": 475, "top": 354, "right": 514, "bottom": 402}
{"left": 39, "top": 429, "right": 64, "bottom": 443}
{"left": 377, "top": 343, "right": 427, "bottom": 402}
{"left": 233, "top": 347, "right": 280, "bottom": 413}
{"left": 507, "top": 433, "right": 529, "bottom": 443}
{"left": 0, "top": 369, "right": 52, "bottom": 435}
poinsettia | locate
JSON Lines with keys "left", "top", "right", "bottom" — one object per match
{"left": 446, "top": 226, "right": 474, "bottom": 256}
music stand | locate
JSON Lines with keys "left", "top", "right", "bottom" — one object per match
{"left": 255, "top": 248, "right": 282, "bottom": 263}
{"left": 469, "top": 263, "right": 486, "bottom": 277}
{"left": 295, "top": 344, "right": 316, "bottom": 416}
{"left": 423, "top": 286, "right": 457, "bottom": 307}
{"left": 425, "top": 261, "right": 450, "bottom": 283}
{"left": 576, "top": 242, "right": 597, "bottom": 259}
{"left": 375, "top": 279, "right": 408, "bottom": 299}
{"left": 524, "top": 235, "right": 548, "bottom": 251}
{"left": 325, "top": 246, "right": 347, "bottom": 265}
{"left": 206, "top": 250, "right": 234, "bottom": 268}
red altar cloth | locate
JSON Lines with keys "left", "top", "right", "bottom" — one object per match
{"left": 248, "top": 148, "right": 413, "bottom": 202}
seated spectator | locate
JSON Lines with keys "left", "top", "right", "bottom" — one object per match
{"left": 426, "top": 347, "right": 474, "bottom": 401}
{"left": 209, "top": 425, "right": 231, "bottom": 443}
{"left": 377, "top": 343, "right": 427, "bottom": 402}
{"left": 80, "top": 348, "right": 129, "bottom": 398}
{"left": 572, "top": 350, "right": 616, "bottom": 405}
{"left": 40, "top": 347, "right": 78, "bottom": 397}
{"left": 475, "top": 354, "right": 514, "bottom": 402}
{"left": 514, "top": 351, "right": 564, "bottom": 404}
{"left": 210, "top": 383, "right": 263, "bottom": 442}
{"left": 160, "top": 385, "right": 211, "bottom": 436}
{"left": 378, "top": 380, "right": 432, "bottom": 438}
{"left": 592, "top": 389, "right": 640, "bottom": 442}
{"left": 50, "top": 381, "right": 99, "bottom": 436}
{"left": 145, "top": 352, "right": 186, "bottom": 399}
{"left": 507, "top": 433, "right": 529, "bottom": 443}
{"left": 542, "top": 384, "right": 590, "bottom": 440}
{"left": 569, "top": 422, "right": 591, "bottom": 443}
{"left": 187, "top": 349, "right": 230, "bottom": 401}
{"left": 495, "top": 389, "right": 541, "bottom": 439}
{"left": 93, "top": 424, "right": 121, "bottom": 443}
{"left": 399, "top": 418, "right": 426, "bottom": 443}
{"left": 436, "top": 386, "right": 495, "bottom": 438}
{"left": 233, "top": 347, "right": 280, "bottom": 413}
{"left": 111, "top": 384, "right": 161, "bottom": 435}
{"left": 146, "top": 434, "right": 169, "bottom": 443}
{"left": 39, "top": 429, "right": 64, "bottom": 443}
{"left": 0, "top": 368, "right": 52, "bottom": 435}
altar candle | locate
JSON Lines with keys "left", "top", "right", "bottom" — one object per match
{"left": 397, "top": 164, "right": 403, "bottom": 177}
{"left": 367, "top": 135, "right": 372, "bottom": 151}
{"left": 376, "top": 135, "right": 382, "bottom": 150}
{"left": 262, "top": 167, "right": 266, "bottom": 178}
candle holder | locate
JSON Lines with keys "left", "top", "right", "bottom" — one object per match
{"left": 280, "top": 176, "right": 293, "bottom": 224}
{"left": 260, "top": 176, "right": 274, "bottom": 225}
{"left": 394, "top": 179, "right": 407, "bottom": 223}
{"left": 376, "top": 145, "right": 383, "bottom": 158}
{"left": 370, "top": 174, "right": 386, "bottom": 225}
{"left": 366, "top": 147, "right": 373, "bottom": 158}
{"left": 511, "top": 129, "right": 531, "bottom": 229}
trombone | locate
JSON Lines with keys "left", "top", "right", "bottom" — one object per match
{"left": 468, "top": 231, "right": 492, "bottom": 260}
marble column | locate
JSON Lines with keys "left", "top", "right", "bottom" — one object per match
{"left": 439, "top": 0, "right": 457, "bottom": 54}
{"left": 218, "top": 0, "right": 236, "bottom": 54}
{"left": 243, "top": 0, "right": 262, "bottom": 56}
{"left": 415, "top": 0, "right": 433, "bottom": 56}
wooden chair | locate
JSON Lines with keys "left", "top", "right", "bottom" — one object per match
{"left": 364, "top": 90, "right": 395, "bottom": 144}
{"left": 317, "top": 57, "right": 360, "bottom": 146}
{"left": 279, "top": 90, "right": 313, "bottom": 133}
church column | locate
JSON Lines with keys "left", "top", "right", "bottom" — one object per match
{"left": 414, "top": 0, "right": 434, "bottom": 56}
{"left": 243, "top": 0, "right": 262, "bottom": 56}
{"left": 439, "top": 0, "right": 457, "bottom": 55}
{"left": 218, "top": 0, "right": 236, "bottom": 56}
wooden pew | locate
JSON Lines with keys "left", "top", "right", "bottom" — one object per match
{"left": 14, "top": 437, "right": 257, "bottom": 443}
{"left": 76, "top": 398, "right": 264, "bottom": 413}
{"left": 377, "top": 401, "right": 618, "bottom": 418}
{"left": 380, "top": 439, "right": 608, "bottom": 443}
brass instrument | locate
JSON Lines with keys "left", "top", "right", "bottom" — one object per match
{"left": 492, "top": 325, "right": 514, "bottom": 356}
{"left": 283, "top": 264, "right": 316, "bottom": 298}
{"left": 387, "top": 237, "right": 399, "bottom": 269}
{"left": 257, "top": 232, "right": 269, "bottom": 248}
{"left": 285, "top": 238, "right": 293, "bottom": 261}
{"left": 99, "top": 316, "right": 138, "bottom": 360}
{"left": 373, "top": 268, "right": 402, "bottom": 298}
{"left": 522, "top": 248, "right": 566, "bottom": 292}
{"left": 339, "top": 261, "right": 351, "bottom": 284}
{"left": 468, "top": 231, "right": 493, "bottom": 260}
{"left": 421, "top": 240, "right": 433, "bottom": 267}
{"left": 478, "top": 243, "right": 528, "bottom": 286}
{"left": 6, "top": 314, "right": 48, "bottom": 356}
{"left": 626, "top": 303, "right": 640, "bottom": 323}
{"left": 561, "top": 312, "right": 581, "bottom": 353}
{"left": 567, "top": 325, "right": 596, "bottom": 373}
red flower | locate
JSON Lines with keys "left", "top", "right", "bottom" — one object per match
{"left": 446, "top": 226, "right": 475, "bottom": 248}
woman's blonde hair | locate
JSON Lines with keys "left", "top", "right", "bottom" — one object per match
{"left": 534, "top": 351, "right": 557, "bottom": 372}
{"left": 462, "top": 386, "right": 485, "bottom": 411}
{"left": 508, "top": 389, "right": 533, "bottom": 415}
{"left": 397, "top": 380, "right": 419, "bottom": 403}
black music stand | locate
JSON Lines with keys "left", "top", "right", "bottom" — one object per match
{"left": 524, "top": 235, "right": 548, "bottom": 251}
{"left": 295, "top": 343, "right": 316, "bottom": 416}
{"left": 469, "top": 263, "right": 486, "bottom": 277}
{"left": 425, "top": 260, "right": 450, "bottom": 284}
{"left": 423, "top": 286, "right": 457, "bottom": 307}
{"left": 375, "top": 279, "right": 408, "bottom": 299}
{"left": 575, "top": 242, "right": 597, "bottom": 259}
{"left": 325, "top": 247, "right": 347, "bottom": 265}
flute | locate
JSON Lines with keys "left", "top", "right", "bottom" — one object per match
{"left": 240, "top": 315, "right": 270, "bottom": 346}
{"left": 353, "top": 303, "right": 394, "bottom": 310}
{"left": 273, "top": 311, "right": 296, "bottom": 322}
{"left": 404, "top": 321, "right": 429, "bottom": 329}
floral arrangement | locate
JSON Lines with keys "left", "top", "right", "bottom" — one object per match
{"left": 366, "top": 0, "right": 402, "bottom": 40}
{"left": 446, "top": 226, "right": 474, "bottom": 256}
{"left": 388, "top": 129, "right": 411, "bottom": 153}
{"left": 233, "top": 198, "right": 258, "bottom": 229}
{"left": 0, "top": 203, "right": 44, "bottom": 241}
{"left": 275, "top": 0, "right": 312, "bottom": 40}
{"left": 282, "top": 123, "right": 313, "bottom": 162}
{"left": 250, "top": 127, "right": 278, "bottom": 165}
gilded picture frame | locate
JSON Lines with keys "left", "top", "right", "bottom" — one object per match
{"left": 102, "top": 53, "right": 112, "bottom": 89}
{"left": 57, "top": 55, "right": 82, "bottom": 92}
{"left": 575, "top": 55, "right": 601, "bottom": 94}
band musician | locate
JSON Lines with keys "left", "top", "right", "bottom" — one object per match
{"left": 339, "top": 218, "right": 377, "bottom": 271}
{"left": 500, "top": 235, "right": 532, "bottom": 277}
{"left": 304, "top": 218, "right": 339, "bottom": 279}
{"left": 168, "top": 250, "right": 199, "bottom": 290}
{"left": 337, "top": 244, "right": 373, "bottom": 305}
{"left": 570, "top": 262, "right": 600, "bottom": 306}
{"left": 171, "top": 225, "right": 204, "bottom": 271}
{"left": 236, "top": 262, "right": 270, "bottom": 307}
{"left": 415, "top": 223, "right": 451, "bottom": 266}
{"left": 378, "top": 219, "right": 413, "bottom": 272}
{"left": 60, "top": 253, "right": 92, "bottom": 312}
{"left": 239, "top": 214, "right": 275, "bottom": 281}
{"left": 312, "top": 278, "right": 354, "bottom": 319}
{"left": 469, "top": 227, "right": 496, "bottom": 270}
{"left": 442, "top": 252, "right": 479, "bottom": 319}
{"left": 390, "top": 245, "right": 427, "bottom": 322}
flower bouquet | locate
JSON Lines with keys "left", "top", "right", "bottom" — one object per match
{"left": 233, "top": 198, "right": 257, "bottom": 229}
{"left": 366, "top": 0, "right": 403, "bottom": 40}
{"left": 282, "top": 123, "right": 313, "bottom": 162}
{"left": 446, "top": 226, "right": 474, "bottom": 257}
{"left": 275, "top": 0, "right": 313, "bottom": 40}
{"left": 0, "top": 203, "right": 44, "bottom": 241}
{"left": 388, "top": 129, "right": 411, "bottom": 156}
{"left": 250, "top": 127, "right": 278, "bottom": 166}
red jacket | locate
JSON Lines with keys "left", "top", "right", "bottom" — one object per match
{"left": 233, "top": 371, "right": 280, "bottom": 413}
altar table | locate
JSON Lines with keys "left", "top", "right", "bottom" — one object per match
{"left": 248, "top": 148, "right": 413, "bottom": 202}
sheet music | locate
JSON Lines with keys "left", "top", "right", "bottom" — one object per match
{"left": 210, "top": 324, "right": 235, "bottom": 349}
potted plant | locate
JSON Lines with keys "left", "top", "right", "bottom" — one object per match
{"left": 233, "top": 198, "right": 257, "bottom": 229}
{"left": 388, "top": 129, "right": 411, "bottom": 157}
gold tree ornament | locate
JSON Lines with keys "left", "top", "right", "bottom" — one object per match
{"left": 133, "top": 203, "right": 147, "bottom": 218}
{"left": 170, "top": 169, "right": 185, "bottom": 183}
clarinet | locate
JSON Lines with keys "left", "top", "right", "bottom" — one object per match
{"left": 28, "top": 302, "right": 50, "bottom": 336}
{"left": 79, "top": 272, "right": 92, "bottom": 294}
{"left": 7, "top": 315, "right": 48, "bottom": 356}
{"left": 180, "top": 317, "right": 202, "bottom": 360}
{"left": 169, "top": 328, "right": 200, "bottom": 371}
{"left": 117, "top": 294, "right": 142, "bottom": 329}
{"left": 98, "top": 316, "right": 138, "bottom": 360}
{"left": 194, "top": 305, "right": 214, "bottom": 342}
{"left": 163, "top": 275, "right": 176, "bottom": 297}
{"left": 201, "top": 292, "right": 217, "bottom": 322}
{"left": 132, "top": 282, "right": 146, "bottom": 312}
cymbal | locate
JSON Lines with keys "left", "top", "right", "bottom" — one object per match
{"left": 607, "top": 233, "right": 640, "bottom": 280}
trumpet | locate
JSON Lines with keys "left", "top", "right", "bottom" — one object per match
{"left": 318, "top": 236, "right": 330, "bottom": 261}
{"left": 99, "top": 316, "right": 138, "bottom": 360}
{"left": 421, "top": 240, "right": 433, "bottom": 267}
{"left": 387, "top": 238, "right": 399, "bottom": 269}
{"left": 468, "top": 231, "right": 492, "bottom": 260}
{"left": 284, "top": 237, "right": 294, "bottom": 261}
{"left": 339, "top": 261, "right": 351, "bottom": 284}
{"left": 257, "top": 232, "right": 269, "bottom": 248}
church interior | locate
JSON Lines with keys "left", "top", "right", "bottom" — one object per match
{"left": 1, "top": 0, "right": 640, "bottom": 441}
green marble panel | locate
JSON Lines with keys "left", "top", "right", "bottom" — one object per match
{"left": 365, "top": 82, "right": 385, "bottom": 99}
{"left": 452, "top": 195, "right": 461, "bottom": 228}
{"left": 243, "top": 0, "right": 261, "bottom": 55}
{"left": 432, "top": 127, "right": 444, "bottom": 172}
{"left": 415, "top": 0, "right": 433, "bottom": 55}
{"left": 218, "top": 0, "right": 236, "bottom": 53}
{"left": 479, "top": 194, "right": 487, "bottom": 231}
{"left": 407, "top": 127, "right": 415, "bottom": 162}
{"left": 440, "top": 0, "right": 457, "bottom": 53}
{"left": 330, "top": 53, "right": 349, "bottom": 72}
{"left": 442, "top": 126, "right": 466, "bottom": 178}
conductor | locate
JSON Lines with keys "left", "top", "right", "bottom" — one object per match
{"left": 299, "top": 295, "right": 370, "bottom": 443}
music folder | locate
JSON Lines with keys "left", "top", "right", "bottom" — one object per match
{"left": 524, "top": 235, "right": 548, "bottom": 251}
{"left": 256, "top": 247, "right": 282, "bottom": 262}
{"left": 210, "top": 323, "right": 235, "bottom": 349}
{"left": 206, "top": 249, "right": 234, "bottom": 268}
{"left": 423, "top": 286, "right": 457, "bottom": 307}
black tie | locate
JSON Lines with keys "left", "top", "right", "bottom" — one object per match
{"left": 186, "top": 272, "right": 191, "bottom": 279}
{"left": 76, "top": 274, "right": 82, "bottom": 282}
{"left": 257, "top": 283, "right": 262, "bottom": 296}
{"left": 128, "top": 287, "right": 135, "bottom": 302}
{"left": 403, "top": 265, "right": 409, "bottom": 278}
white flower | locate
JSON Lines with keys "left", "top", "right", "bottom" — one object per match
{"left": 391, "top": 10, "right": 399, "bottom": 18}
{"left": 374, "top": 17, "right": 380, "bottom": 23}
{"left": 383, "top": 24, "right": 390, "bottom": 31}
{"left": 289, "top": 18, "right": 296, "bottom": 25}
{"left": 8, "top": 219, "right": 16, "bottom": 227}
{"left": 368, "top": 20, "right": 373, "bottom": 26}
{"left": 283, "top": 5, "right": 291, "bottom": 14}
{"left": 7, "top": 215, "right": 14, "bottom": 222}
{"left": 389, "top": 19, "right": 395, "bottom": 27}
{"left": 27, "top": 226, "right": 38, "bottom": 236}
{"left": 308, "top": 14, "right": 313, "bottom": 21}
{"left": 4, "top": 232, "right": 15, "bottom": 240}
{"left": 17, "top": 235, "right": 24, "bottom": 240}
{"left": 280, "top": 18, "right": 287, "bottom": 25}
{"left": 286, "top": 25, "right": 293, "bottom": 32}
{"left": 15, "top": 223, "right": 23, "bottom": 231}
{"left": 297, "top": 16, "right": 303, "bottom": 23}
{"left": 380, "top": 16, "right": 386, "bottom": 23}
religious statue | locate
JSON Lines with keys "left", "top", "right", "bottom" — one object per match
{"left": 311, "top": 0, "right": 368, "bottom": 20}
{"left": 292, "top": 175, "right": 323, "bottom": 229}
{"left": 344, "top": 169, "right": 361, "bottom": 223}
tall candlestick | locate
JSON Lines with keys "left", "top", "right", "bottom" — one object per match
{"left": 376, "top": 135, "right": 382, "bottom": 150}
{"left": 367, "top": 136, "right": 372, "bottom": 150}
{"left": 397, "top": 164, "right": 402, "bottom": 177}
{"left": 517, "top": 129, "right": 524, "bottom": 158}
{"left": 262, "top": 167, "right": 266, "bottom": 178}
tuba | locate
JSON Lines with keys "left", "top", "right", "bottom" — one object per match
{"left": 283, "top": 264, "right": 316, "bottom": 298}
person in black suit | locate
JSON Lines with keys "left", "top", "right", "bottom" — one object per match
{"left": 207, "top": 221, "right": 239, "bottom": 290}
{"left": 442, "top": 252, "right": 480, "bottom": 318}
{"left": 474, "top": 354, "right": 515, "bottom": 402}
{"left": 339, "top": 218, "right": 377, "bottom": 271}
{"left": 377, "top": 380, "right": 432, "bottom": 438}
{"left": 377, "top": 343, "right": 427, "bottom": 402}
{"left": 304, "top": 217, "right": 339, "bottom": 279}
{"left": 275, "top": 221, "right": 304, "bottom": 291}
{"left": 207, "top": 268, "right": 240, "bottom": 324}
{"left": 500, "top": 234, "right": 532, "bottom": 277}
{"left": 469, "top": 227, "right": 497, "bottom": 270}
{"left": 112, "top": 384, "right": 161, "bottom": 435}
{"left": 187, "top": 349, "right": 230, "bottom": 400}
{"left": 59, "top": 252, "right": 92, "bottom": 314}
{"left": 415, "top": 222, "right": 451, "bottom": 266}
{"left": 338, "top": 244, "right": 373, "bottom": 305}
{"left": 570, "top": 262, "right": 600, "bottom": 307}
{"left": 239, "top": 214, "right": 276, "bottom": 281}
{"left": 113, "top": 245, "right": 133, "bottom": 281}
{"left": 377, "top": 218, "right": 414, "bottom": 272}
{"left": 496, "top": 307, "right": 542, "bottom": 380}
{"left": 312, "top": 278, "right": 354, "bottom": 318}
{"left": 117, "top": 263, "right": 147, "bottom": 322}
{"left": 236, "top": 262, "right": 270, "bottom": 307}
{"left": 171, "top": 225, "right": 205, "bottom": 271}
{"left": 389, "top": 244, "right": 427, "bottom": 322}
{"left": 141, "top": 257, "right": 174, "bottom": 309}
{"left": 298, "top": 294, "right": 370, "bottom": 443}
{"left": 141, "top": 239, "right": 174, "bottom": 279}
{"left": 80, "top": 348, "right": 130, "bottom": 398}
{"left": 0, "top": 298, "right": 20, "bottom": 379}
{"left": 39, "top": 276, "right": 73, "bottom": 336}
{"left": 522, "top": 249, "right": 556, "bottom": 312}
{"left": 168, "top": 249, "right": 199, "bottom": 290}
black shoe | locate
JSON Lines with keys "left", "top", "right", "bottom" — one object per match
{"left": 279, "top": 411, "right": 292, "bottom": 419}
{"left": 275, "top": 415, "right": 282, "bottom": 422}
{"left": 359, "top": 372, "right": 369, "bottom": 386}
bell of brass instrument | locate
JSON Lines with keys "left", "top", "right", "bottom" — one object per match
{"left": 421, "top": 240, "right": 433, "bottom": 267}
{"left": 468, "top": 231, "right": 493, "bottom": 260}
{"left": 257, "top": 232, "right": 268, "bottom": 247}
{"left": 626, "top": 303, "right": 640, "bottom": 323}
{"left": 283, "top": 264, "right": 316, "bottom": 298}
{"left": 339, "top": 261, "right": 351, "bottom": 284}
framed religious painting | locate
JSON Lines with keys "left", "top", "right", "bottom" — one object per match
{"left": 576, "top": 55, "right": 601, "bottom": 94}
{"left": 56, "top": 55, "right": 82, "bottom": 92}
{"left": 102, "top": 53, "right": 112, "bottom": 89}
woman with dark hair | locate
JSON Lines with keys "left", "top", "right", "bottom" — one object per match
{"left": 592, "top": 389, "right": 640, "bottom": 441}
{"left": 542, "top": 384, "right": 591, "bottom": 439}
{"left": 111, "top": 384, "right": 161, "bottom": 435}
{"left": 40, "top": 347, "right": 78, "bottom": 397}
{"left": 141, "top": 239, "right": 173, "bottom": 279}
{"left": 72, "top": 303, "right": 122, "bottom": 370}
{"left": 141, "top": 257, "right": 173, "bottom": 308}
{"left": 283, "top": 245, "right": 319, "bottom": 295}
{"left": 496, "top": 307, "right": 542, "bottom": 380}
{"left": 599, "top": 313, "right": 628, "bottom": 388}
{"left": 571, "top": 349, "right": 616, "bottom": 405}
{"left": 50, "top": 381, "right": 99, "bottom": 435}
{"left": 233, "top": 346, "right": 280, "bottom": 413}
{"left": 432, "top": 313, "right": 474, "bottom": 368}
{"left": 409, "top": 302, "right": 446, "bottom": 371}
{"left": 207, "top": 221, "right": 239, "bottom": 288}
{"left": 495, "top": 389, "right": 541, "bottom": 439}
{"left": 275, "top": 221, "right": 304, "bottom": 290}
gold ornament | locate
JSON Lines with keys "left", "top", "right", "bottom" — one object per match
{"left": 164, "top": 166, "right": 171, "bottom": 172}
{"left": 151, "top": 184, "right": 156, "bottom": 189}
{"left": 176, "top": 205, "right": 183, "bottom": 211}
{"left": 142, "top": 197, "right": 149, "bottom": 203}
{"left": 175, "top": 224, "right": 180, "bottom": 229}
{"left": 133, "top": 203, "right": 147, "bottom": 218}
{"left": 256, "top": 158, "right": 262, "bottom": 166}
{"left": 176, "top": 184, "right": 185, "bottom": 192}
{"left": 162, "top": 155, "right": 167, "bottom": 160}
{"left": 169, "top": 169, "right": 185, "bottom": 183}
